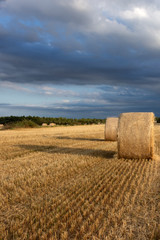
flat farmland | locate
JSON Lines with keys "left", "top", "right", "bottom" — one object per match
{"left": 0, "top": 124, "right": 160, "bottom": 240}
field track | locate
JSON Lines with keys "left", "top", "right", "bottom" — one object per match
{"left": 0, "top": 124, "right": 160, "bottom": 240}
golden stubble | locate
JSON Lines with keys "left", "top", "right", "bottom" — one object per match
{"left": 0, "top": 124, "right": 160, "bottom": 240}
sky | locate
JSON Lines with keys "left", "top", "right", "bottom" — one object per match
{"left": 0, "top": 0, "right": 160, "bottom": 118}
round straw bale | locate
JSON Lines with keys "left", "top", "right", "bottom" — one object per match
{"left": 105, "top": 117, "right": 118, "bottom": 141}
{"left": 49, "top": 123, "right": 56, "bottom": 127}
{"left": 0, "top": 124, "right": 4, "bottom": 129}
{"left": 118, "top": 112, "right": 154, "bottom": 159}
{"left": 42, "top": 123, "right": 48, "bottom": 127}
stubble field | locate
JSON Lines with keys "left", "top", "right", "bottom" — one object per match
{"left": 0, "top": 124, "right": 160, "bottom": 240}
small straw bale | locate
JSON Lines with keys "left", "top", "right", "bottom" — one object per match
{"left": 118, "top": 112, "right": 154, "bottom": 159}
{"left": 0, "top": 124, "right": 4, "bottom": 129}
{"left": 105, "top": 117, "right": 118, "bottom": 141}
{"left": 49, "top": 123, "right": 56, "bottom": 127}
{"left": 42, "top": 123, "right": 48, "bottom": 127}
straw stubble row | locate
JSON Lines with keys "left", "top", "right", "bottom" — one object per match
{"left": 0, "top": 124, "right": 159, "bottom": 239}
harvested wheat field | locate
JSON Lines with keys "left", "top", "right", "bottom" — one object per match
{"left": 0, "top": 124, "right": 160, "bottom": 240}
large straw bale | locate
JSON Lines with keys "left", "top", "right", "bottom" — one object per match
{"left": 105, "top": 117, "right": 118, "bottom": 141}
{"left": 0, "top": 124, "right": 4, "bottom": 129}
{"left": 118, "top": 112, "right": 154, "bottom": 159}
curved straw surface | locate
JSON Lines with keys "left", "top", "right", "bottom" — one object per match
{"left": 105, "top": 118, "right": 118, "bottom": 141}
{"left": 118, "top": 112, "right": 154, "bottom": 159}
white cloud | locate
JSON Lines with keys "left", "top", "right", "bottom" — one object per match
{"left": 121, "top": 7, "right": 148, "bottom": 19}
{"left": 62, "top": 99, "right": 70, "bottom": 103}
{"left": 0, "top": 81, "right": 33, "bottom": 93}
{"left": 44, "top": 91, "right": 53, "bottom": 95}
{"left": 39, "top": 86, "right": 79, "bottom": 97}
{"left": 72, "top": 0, "right": 89, "bottom": 11}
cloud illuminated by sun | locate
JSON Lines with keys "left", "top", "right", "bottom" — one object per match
{"left": 121, "top": 7, "right": 148, "bottom": 19}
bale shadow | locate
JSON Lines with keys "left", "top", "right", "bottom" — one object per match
{"left": 56, "top": 136, "right": 104, "bottom": 142}
{"left": 18, "top": 144, "right": 116, "bottom": 159}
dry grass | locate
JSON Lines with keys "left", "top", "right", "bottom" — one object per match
{"left": 0, "top": 124, "right": 160, "bottom": 240}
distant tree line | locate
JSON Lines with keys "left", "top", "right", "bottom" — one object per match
{"left": 0, "top": 116, "right": 106, "bottom": 127}
{"left": 1, "top": 115, "right": 159, "bottom": 126}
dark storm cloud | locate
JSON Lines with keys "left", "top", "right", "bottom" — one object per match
{"left": 0, "top": 28, "right": 159, "bottom": 92}
{"left": 0, "top": 103, "right": 10, "bottom": 106}
{"left": 4, "top": 0, "right": 92, "bottom": 28}
{"left": 1, "top": 0, "right": 160, "bottom": 92}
